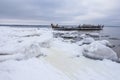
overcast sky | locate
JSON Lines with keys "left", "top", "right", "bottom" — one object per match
{"left": 0, "top": 0, "right": 119, "bottom": 25}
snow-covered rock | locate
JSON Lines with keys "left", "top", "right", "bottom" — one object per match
{"left": 83, "top": 41, "right": 118, "bottom": 61}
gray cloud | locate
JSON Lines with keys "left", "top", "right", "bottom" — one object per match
{"left": 0, "top": 0, "right": 119, "bottom": 25}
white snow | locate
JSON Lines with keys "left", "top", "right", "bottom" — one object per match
{"left": 0, "top": 58, "right": 70, "bottom": 80}
{"left": 0, "top": 27, "right": 120, "bottom": 80}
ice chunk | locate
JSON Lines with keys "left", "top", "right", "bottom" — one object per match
{"left": 80, "top": 33, "right": 100, "bottom": 39}
{"left": 0, "top": 28, "right": 53, "bottom": 61}
{"left": 97, "top": 40, "right": 115, "bottom": 48}
{"left": 82, "top": 37, "right": 95, "bottom": 44}
{"left": 83, "top": 41, "right": 118, "bottom": 61}
{"left": 88, "top": 33, "right": 100, "bottom": 37}
{"left": 61, "top": 33, "right": 77, "bottom": 39}
{"left": 76, "top": 37, "right": 95, "bottom": 46}
{"left": 80, "top": 34, "right": 89, "bottom": 38}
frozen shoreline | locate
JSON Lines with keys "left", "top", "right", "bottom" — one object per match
{"left": 0, "top": 27, "right": 120, "bottom": 80}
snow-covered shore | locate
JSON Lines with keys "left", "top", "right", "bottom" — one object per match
{"left": 0, "top": 27, "right": 120, "bottom": 80}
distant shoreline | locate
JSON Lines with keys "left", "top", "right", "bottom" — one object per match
{"left": 0, "top": 24, "right": 49, "bottom": 27}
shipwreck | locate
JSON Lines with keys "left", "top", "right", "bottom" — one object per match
{"left": 51, "top": 24, "right": 104, "bottom": 30}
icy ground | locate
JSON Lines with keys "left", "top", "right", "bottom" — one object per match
{"left": 0, "top": 27, "right": 120, "bottom": 80}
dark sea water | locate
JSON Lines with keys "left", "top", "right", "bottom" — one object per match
{"left": 100, "top": 27, "right": 120, "bottom": 57}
